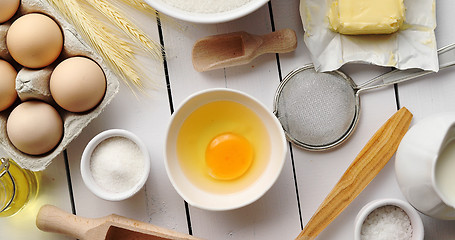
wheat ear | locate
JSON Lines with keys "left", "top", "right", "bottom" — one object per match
{"left": 119, "top": 0, "right": 157, "bottom": 13}
{"left": 84, "top": 0, "right": 163, "bottom": 61}
{"left": 48, "top": 0, "right": 144, "bottom": 91}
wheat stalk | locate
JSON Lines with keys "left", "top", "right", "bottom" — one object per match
{"left": 118, "top": 0, "right": 157, "bottom": 13}
{"left": 48, "top": 0, "right": 145, "bottom": 91}
{"left": 84, "top": 0, "right": 163, "bottom": 61}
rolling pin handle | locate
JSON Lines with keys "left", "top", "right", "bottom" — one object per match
{"left": 36, "top": 204, "right": 100, "bottom": 239}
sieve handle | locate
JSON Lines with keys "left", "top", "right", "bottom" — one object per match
{"left": 358, "top": 43, "right": 455, "bottom": 92}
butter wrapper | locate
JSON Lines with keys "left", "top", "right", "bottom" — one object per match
{"left": 300, "top": 0, "right": 438, "bottom": 72}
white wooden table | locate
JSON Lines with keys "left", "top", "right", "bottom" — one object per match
{"left": 2, "top": 0, "right": 455, "bottom": 239}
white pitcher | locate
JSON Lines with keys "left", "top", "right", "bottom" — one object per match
{"left": 395, "top": 112, "right": 455, "bottom": 220}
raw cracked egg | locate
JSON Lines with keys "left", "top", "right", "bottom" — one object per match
{"left": 0, "top": 0, "right": 20, "bottom": 23}
{"left": 176, "top": 100, "right": 270, "bottom": 194}
{"left": 166, "top": 89, "right": 287, "bottom": 210}
{"left": 0, "top": 59, "right": 17, "bottom": 111}
{"left": 6, "top": 101, "right": 63, "bottom": 155}
{"left": 206, "top": 132, "right": 254, "bottom": 180}
{"left": 6, "top": 13, "right": 63, "bottom": 68}
{"left": 50, "top": 56, "right": 106, "bottom": 113}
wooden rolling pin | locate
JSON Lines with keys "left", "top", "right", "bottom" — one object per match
{"left": 36, "top": 204, "right": 203, "bottom": 240}
{"left": 296, "top": 107, "right": 413, "bottom": 240}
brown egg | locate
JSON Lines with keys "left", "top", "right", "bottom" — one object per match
{"left": 6, "top": 13, "right": 63, "bottom": 68}
{"left": 0, "top": 59, "right": 17, "bottom": 111}
{"left": 50, "top": 56, "right": 106, "bottom": 112}
{"left": 7, "top": 101, "right": 63, "bottom": 155}
{"left": 0, "top": 0, "right": 20, "bottom": 23}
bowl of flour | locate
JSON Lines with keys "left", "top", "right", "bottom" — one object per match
{"left": 143, "top": 0, "right": 269, "bottom": 23}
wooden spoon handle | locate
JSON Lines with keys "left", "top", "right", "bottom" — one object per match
{"left": 296, "top": 107, "right": 413, "bottom": 240}
{"left": 36, "top": 204, "right": 104, "bottom": 239}
{"left": 257, "top": 28, "right": 297, "bottom": 54}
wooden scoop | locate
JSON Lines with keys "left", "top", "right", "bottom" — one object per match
{"left": 296, "top": 107, "right": 413, "bottom": 240}
{"left": 36, "top": 204, "right": 202, "bottom": 240}
{"left": 192, "top": 28, "right": 297, "bottom": 72}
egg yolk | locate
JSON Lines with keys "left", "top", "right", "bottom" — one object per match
{"left": 205, "top": 132, "right": 254, "bottom": 180}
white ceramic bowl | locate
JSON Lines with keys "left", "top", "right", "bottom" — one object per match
{"left": 354, "top": 199, "right": 424, "bottom": 240}
{"left": 81, "top": 129, "right": 150, "bottom": 201}
{"left": 143, "top": 0, "right": 269, "bottom": 24}
{"left": 165, "top": 88, "right": 287, "bottom": 211}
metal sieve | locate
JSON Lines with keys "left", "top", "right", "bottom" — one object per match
{"left": 273, "top": 43, "right": 455, "bottom": 151}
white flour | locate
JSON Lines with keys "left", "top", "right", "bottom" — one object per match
{"left": 162, "top": 0, "right": 251, "bottom": 13}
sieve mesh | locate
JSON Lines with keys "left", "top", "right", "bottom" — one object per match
{"left": 275, "top": 68, "right": 357, "bottom": 148}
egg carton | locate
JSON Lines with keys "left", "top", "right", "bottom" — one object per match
{"left": 0, "top": 0, "right": 120, "bottom": 171}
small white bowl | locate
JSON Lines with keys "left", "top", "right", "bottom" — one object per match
{"left": 165, "top": 88, "right": 287, "bottom": 211}
{"left": 143, "top": 0, "right": 269, "bottom": 24}
{"left": 81, "top": 129, "right": 150, "bottom": 201}
{"left": 354, "top": 199, "right": 424, "bottom": 240}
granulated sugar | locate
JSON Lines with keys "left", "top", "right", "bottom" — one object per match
{"left": 90, "top": 136, "right": 144, "bottom": 193}
{"left": 162, "top": 0, "right": 251, "bottom": 13}
{"left": 361, "top": 205, "right": 412, "bottom": 240}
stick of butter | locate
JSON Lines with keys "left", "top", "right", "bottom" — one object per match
{"left": 328, "top": 0, "right": 405, "bottom": 35}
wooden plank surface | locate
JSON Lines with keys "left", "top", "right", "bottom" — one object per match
{"left": 159, "top": 3, "right": 302, "bottom": 239}
{"left": 1, "top": 0, "right": 455, "bottom": 239}
{"left": 397, "top": 0, "right": 455, "bottom": 239}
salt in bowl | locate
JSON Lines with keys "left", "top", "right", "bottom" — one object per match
{"left": 81, "top": 129, "right": 150, "bottom": 201}
{"left": 354, "top": 199, "right": 424, "bottom": 240}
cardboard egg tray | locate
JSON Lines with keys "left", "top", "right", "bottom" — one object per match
{"left": 0, "top": 0, "right": 120, "bottom": 171}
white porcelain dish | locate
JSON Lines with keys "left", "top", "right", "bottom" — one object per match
{"left": 354, "top": 199, "right": 424, "bottom": 240}
{"left": 143, "top": 0, "right": 269, "bottom": 24}
{"left": 81, "top": 129, "right": 150, "bottom": 201}
{"left": 165, "top": 88, "right": 287, "bottom": 211}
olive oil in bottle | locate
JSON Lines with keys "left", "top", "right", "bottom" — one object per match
{"left": 0, "top": 158, "right": 40, "bottom": 217}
